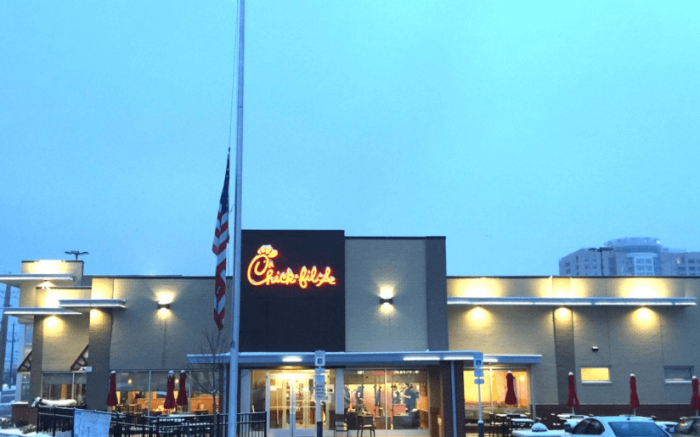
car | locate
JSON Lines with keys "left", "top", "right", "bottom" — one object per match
{"left": 672, "top": 417, "right": 700, "bottom": 437}
{"left": 569, "top": 416, "right": 671, "bottom": 437}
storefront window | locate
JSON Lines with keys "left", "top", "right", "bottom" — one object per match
{"left": 41, "top": 372, "right": 87, "bottom": 404}
{"left": 345, "top": 369, "right": 428, "bottom": 431}
{"left": 42, "top": 373, "right": 73, "bottom": 400}
{"left": 116, "top": 371, "right": 151, "bottom": 414}
{"left": 189, "top": 370, "right": 220, "bottom": 414}
{"left": 251, "top": 370, "right": 266, "bottom": 413}
{"left": 20, "top": 374, "right": 30, "bottom": 402}
{"left": 150, "top": 371, "right": 176, "bottom": 414}
{"left": 72, "top": 373, "right": 87, "bottom": 405}
{"left": 112, "top": 370, "right": 217, "bottom": 415}
{"left": 463, "top": 368, "right": 530, "bottom": 416}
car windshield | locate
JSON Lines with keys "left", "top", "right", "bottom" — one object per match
{"left": 609, "top": 421, "right": 668, "bottom": 437}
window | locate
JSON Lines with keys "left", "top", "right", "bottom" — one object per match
{"left": 344, "top": 369, "right": 427, "bottom": 430}
{"left": 608, "top": 421, "right": 667, "bottom": 437}
{"left": 587, "top": 420, "right": 605, "bottom": 435}
{"left": 573, "top": 420, "right": 593, "bottom": 435}
{"left": 581, "top": 367, "right": 610, "bottom": 383}
{"left": 463, "top": 368, "right": 530, "bottom": 416}
{"left": 664, "top": 366, "right": 693, "bottom": 383}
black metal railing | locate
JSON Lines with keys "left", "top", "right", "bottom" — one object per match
{"left": 37, "top": 406, "right": 267, "bottom": 437}
{"left": 237, "top": 412, "right": 266, "bottom": 437}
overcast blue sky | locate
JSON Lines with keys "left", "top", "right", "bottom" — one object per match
{"left": 1, "top": 1, "right": 699, "bottom": 277}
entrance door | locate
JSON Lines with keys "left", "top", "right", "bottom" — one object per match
{"left": 268, "top": 370, "right": 323, "bottom": 437}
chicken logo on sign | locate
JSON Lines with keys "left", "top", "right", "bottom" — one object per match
{"left": 247, "top": 245, "right": 336, "bottom": 289}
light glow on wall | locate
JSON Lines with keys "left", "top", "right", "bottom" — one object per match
{"left": 379, "top": 286, "right": 394, "bottom": 300}
{"left": 90, "top": 309, "right": 105, "bottom": 324}
{"left": 155, "top": 291, "right": 174, "bottom": 306}
{"left": 450, "top": 277, "right": 503, "bottom": 298}
{"left": 44, "top": 316, "right": 63, "bottom": 333}
{"left": 555, "top": 307, "right": 571, "bottom": 320}
{"left": 378, "top": 301, "right": 396, "bottom": 315}
{"left": 619, "top": 278, "right": 670, "bottom": 299}
{"left": 31, "top": 260, "right": 71, "bottom": 274}
{"left": 466, "top": 306, "right": 491, "bottom": 329}
{"left": 630, "top": 307, "right": 658, "bottom": 330}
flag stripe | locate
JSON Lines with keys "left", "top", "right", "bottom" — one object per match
{"left": 213, "top": 154, "right": 230, "bottom": 331}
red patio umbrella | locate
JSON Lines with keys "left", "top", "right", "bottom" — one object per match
{"left": 691, "top": 376, "right": 700, "bottom": 416}
{"left": 567, "top": 372, "right": 580, "bottom": 414}
{"left": 164, "top": 371, "right": 177, "bottom": 411}
{"left": 176, "top": 370, "right": 189, "bottom": 412}
{"left": 107, "top": 371, "right": 118, "bottom": 408}
{"left": 629, "top": 374, "right": 640, "bottom": 415}
{"left": 505, "top": 371, "right": 518, "bottom": 406}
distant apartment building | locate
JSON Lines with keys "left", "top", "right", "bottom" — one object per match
{"left": 559, "top": 237, "right": 700, "bottom": 276}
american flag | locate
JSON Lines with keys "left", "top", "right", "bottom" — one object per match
{"left": 212, "top": 153, "right": 230, "bottom": 331}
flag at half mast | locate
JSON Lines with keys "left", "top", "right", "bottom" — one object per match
{"left": 212, "top": 152, "right": 230, "bottom": 331}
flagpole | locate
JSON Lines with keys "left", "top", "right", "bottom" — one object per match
{"left": 228, "top": 0, "right": 245, "bottom": 435}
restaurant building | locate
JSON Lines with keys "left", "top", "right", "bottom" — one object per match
{"left": 1, "top": 230, "right": 699, "bottom": 436}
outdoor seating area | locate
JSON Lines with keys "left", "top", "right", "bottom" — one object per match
{"left": 36, "top": 406, "right": 266, "bottom": 437}
{"left": 486, "top": 413, "right": 534, "bottom": 437}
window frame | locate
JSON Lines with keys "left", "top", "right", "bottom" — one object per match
{"left": 663, "top": 366, "right": 694, "bottom": 384}
{"left": 580, "top": 367, "right": 611, "bottom": 384}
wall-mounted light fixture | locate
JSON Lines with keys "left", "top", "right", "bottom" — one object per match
{"left": 157, "top": 301, "right": 171, "bottom": 310}
{"left": 591, "top": 346, "right": 599, "bottom": 352}
{"left": 379, "top": 297, "right": 393, "bottom": 305}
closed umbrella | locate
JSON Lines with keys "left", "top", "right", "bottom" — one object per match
{"left": 629, "top": 374, "right": 640, "bottom": 415}
{"left": 107, "top": 371, "right": 118, "bottom": 408}
{"left": 691, "top": 376, "right": 700, "bottom": 416}
{"left": 176, "top": 370, "right": 189, "bottom": 412}
{"left": 505, "top": 371, "right": 518, "bottom": 406}
{"left": 164, "top": 371, "right": 177, "bottom": 411}
{"left": 567, "top": 372, "right": 580, "bottom": 414}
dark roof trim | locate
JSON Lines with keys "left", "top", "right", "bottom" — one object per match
{"left": 346, "top": 236, "right": 445, "bottom": 240}
{"left": 448, "top": 275, "right": 700, "bottom": 279}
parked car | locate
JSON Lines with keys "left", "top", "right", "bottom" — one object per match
{"left": 569, "top": 416, "right": 671, "bottom": 437}
{"left": 673, "top": 417, "right": 700, "bottom": 437}
{"left": 562, "top": 415, "right": 589, "bottom": 432}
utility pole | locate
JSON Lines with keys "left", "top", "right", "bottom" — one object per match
{"left": 0, "top": 284, "right": 12, "bottom": 386}
{"left": 7, "top": 324, "right": 17, "bottom": 386}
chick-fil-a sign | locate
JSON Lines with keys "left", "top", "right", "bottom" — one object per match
{"left": 247, "top": 244, "right": 336, "bottom": 289}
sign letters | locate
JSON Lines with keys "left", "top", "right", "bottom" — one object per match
{"left": 247, "top": 245, "right": 337, "bottom": 289}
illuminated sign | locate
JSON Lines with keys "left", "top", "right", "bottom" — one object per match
{"left": 247, "top": 245, "right": 336, "bottom": 289}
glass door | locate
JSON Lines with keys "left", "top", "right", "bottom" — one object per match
{"left": 268, "top": 370, "right": 321, "bottom": 437}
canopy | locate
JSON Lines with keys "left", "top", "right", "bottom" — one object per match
{"left": 164, "top": 371, "right": 177, "bottom": 410}
{"left": 567, "top": 372, "right": 580, "bottom": 409}
{"left": 505, "top": 371, "right": 517, "bottom": 405}
{"left": 629, "top": 374, "right": 641, "bottom": 412}
{"left": 106, "top": 372, "right": 118, "bottom": 407}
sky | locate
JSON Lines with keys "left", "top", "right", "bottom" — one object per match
{"left": 1, "top": 1, "right": 699, "bottom": 278}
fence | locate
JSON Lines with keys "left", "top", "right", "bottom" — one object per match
{"left": 37, "top": 406, "right": 267, "bottom": 437}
